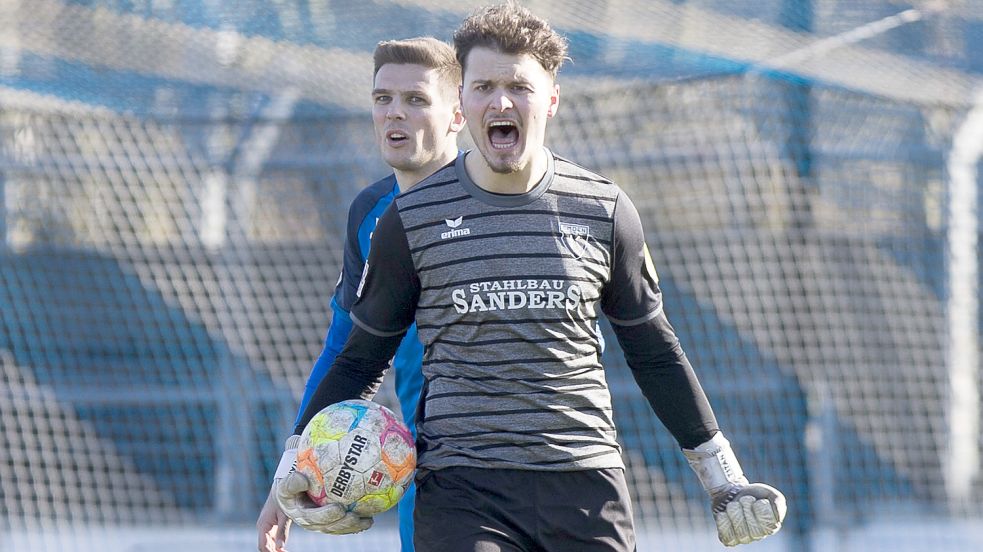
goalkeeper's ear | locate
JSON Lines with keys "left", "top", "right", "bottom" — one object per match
{"left": 546, "top": 84, "right": 559, "bottom": 118}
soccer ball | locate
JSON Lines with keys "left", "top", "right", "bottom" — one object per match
{"left": 295, "top": 399, "right": 416, "bottom": 516}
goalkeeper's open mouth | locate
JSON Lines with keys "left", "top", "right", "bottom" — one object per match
{"left": 487, "top": 119, "right": 519, "bottom": 151}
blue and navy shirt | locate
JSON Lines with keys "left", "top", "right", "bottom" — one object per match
{"left": 295, "top": 174, "right": 423, "bottom": 551}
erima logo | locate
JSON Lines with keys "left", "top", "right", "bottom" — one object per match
{"left": 441, "top": 216, "right": 471, "bottom": 239}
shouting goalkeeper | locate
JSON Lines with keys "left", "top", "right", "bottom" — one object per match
{"left": 276, "top": 3, "right": 787, "bottom": 550}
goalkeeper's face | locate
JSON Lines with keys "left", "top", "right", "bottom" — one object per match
{"left": 460, "top": 47, "right": 558, "bottom": 175}
{"left": 372, "top": 64, "right": 464, "bottom": 179}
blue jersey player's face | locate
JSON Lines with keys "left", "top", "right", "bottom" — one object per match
{"left": 460, "top": 46, "right": 559, "bottom": 175}
{"left": 372, "top": 63, "right": 463, "bottom": 183}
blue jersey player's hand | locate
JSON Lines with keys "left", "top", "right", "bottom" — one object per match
{"left": 259, "top": 435, "right": 302, "bottom": 551}
{"left": 257, "top": 486, "right": 292, "bottom": 551}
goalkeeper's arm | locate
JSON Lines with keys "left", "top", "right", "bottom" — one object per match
{"left": 294, "top": 203, "right": 417, "bottom": 434}
{"left": 611, "top": 312, "right": 787, "bottom": 546}
{"left": 293, "top": 325, "right": 403, "bottom": 434}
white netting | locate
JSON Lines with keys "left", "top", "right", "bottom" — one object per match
{"left": 1, "top": 1, "right": 982, "bottom": 550}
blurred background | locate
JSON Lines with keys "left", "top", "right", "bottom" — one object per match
{"left": 1, "top": 1, "right": 982, "bottom": 550}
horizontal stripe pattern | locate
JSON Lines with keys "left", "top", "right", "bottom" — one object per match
{"left": 395, "top": 154, "right": 627, "bottom": 471}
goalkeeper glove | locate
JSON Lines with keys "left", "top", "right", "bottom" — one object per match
{"left": 682, "top": 432, "right": 787, "bottom": 546}
{"left": 272, "top": 435, "right": 373, "bottom": 535}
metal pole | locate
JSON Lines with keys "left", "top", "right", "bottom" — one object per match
{"left": 1, "top": 172, "right": 6, "bottom": 251}
{"left": 806, "top": 382, "right": 840, "bottom": 552}
{"left": 945, "top": 87, "right": 983, "bottom": 506}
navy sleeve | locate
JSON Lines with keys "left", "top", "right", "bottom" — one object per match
{"left": 335, "top": 193, "right": 371, "bottom": 311}
{"left": 601, "top": 192, "right": 664, "bottom": 326}
{"left": 349, "top": 204, "right": 420, "bottom": 336}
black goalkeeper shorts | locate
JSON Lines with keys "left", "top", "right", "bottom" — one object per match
{"left": 413, "top": 466, "right": 636, "bottom": 552}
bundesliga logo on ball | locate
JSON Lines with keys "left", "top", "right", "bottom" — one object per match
{"left": 295, "top": 399, "right": 416, "bottom": 516}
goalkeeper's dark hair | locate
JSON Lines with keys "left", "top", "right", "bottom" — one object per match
{"left": 453, "top": 2, "right": 569, "bottom": 79}
{"left": 373, "top": 37, "right": 461, "bottom": 90}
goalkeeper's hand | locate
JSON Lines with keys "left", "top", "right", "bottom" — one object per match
{"left": 275, "top": 470, "right": 373, "bottom": 534}
{"left": 270, "top": 435, "right": 373, "bottom": 535}
{"left": 683, "top": 433, "right": 787, "bottom": 546}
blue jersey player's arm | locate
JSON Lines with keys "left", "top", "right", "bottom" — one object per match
{"left": 294, "top": 176, "right": 399, "bottom": 427}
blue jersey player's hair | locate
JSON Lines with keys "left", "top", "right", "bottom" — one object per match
{"left": 373, "top": 37, "right": 461, "bottom": 90}
{"left": 453, "top": 2, "right": 569, "bottom": 79}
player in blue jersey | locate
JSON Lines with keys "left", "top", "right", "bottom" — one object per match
{"left": 256, "top": 36, "right": 464, "bottom": 552}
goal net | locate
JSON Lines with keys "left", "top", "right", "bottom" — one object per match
{"left": 1, "top": 1, "right": 981, "bottom": 550}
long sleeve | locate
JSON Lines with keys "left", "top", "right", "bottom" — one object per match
{"left": 610, "top": 313, "right": 718, "bottom": 449}
{"left": 293, "top": 325, "right": 403, "bottom": 434}
{"left": 602, "top": 190, "right": 717, "bottom": 449}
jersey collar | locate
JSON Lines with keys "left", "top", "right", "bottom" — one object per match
{"left": 455, "top": 148, "right": 555, "bottom": 208}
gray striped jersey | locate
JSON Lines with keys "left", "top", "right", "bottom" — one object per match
{"left": 351, "top": 149, "right": 664, "bottom": 471}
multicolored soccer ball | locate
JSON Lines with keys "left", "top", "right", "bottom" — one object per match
{"left": 295, "top": 399, "right": 416, "bottom": 516}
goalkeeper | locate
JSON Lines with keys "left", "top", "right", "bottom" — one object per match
{"left": 256, "top": 37, "right": 465, "bottom": 552}
{"left": 277, "top": 3, "right": 787, "bottom": 550}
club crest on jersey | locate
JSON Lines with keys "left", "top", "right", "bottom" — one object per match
{"left": 559, "top": 221, "right": 591, "bottom": 259}
{"left": 441, "top": 216, "right": 471, "bottom": 239}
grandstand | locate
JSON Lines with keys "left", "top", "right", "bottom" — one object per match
{"left": 1, "top": 1, "right": 982, "bottom": 550}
